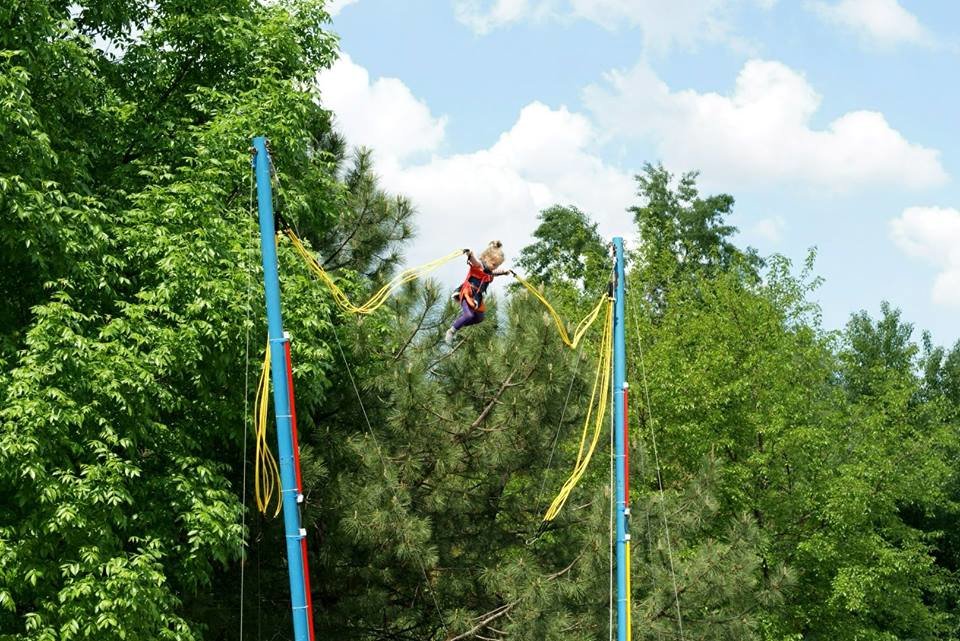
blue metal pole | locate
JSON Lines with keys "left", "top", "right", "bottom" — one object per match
{"left": 252, "top": 136, "right": 312, "bottom": 641}
{"left": 613, "top": 237, "right": 629, "bottom": 641}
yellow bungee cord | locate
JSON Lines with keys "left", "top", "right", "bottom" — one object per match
{"left": 285, "top": 228, "right": 462, "bottom": 315}
{"left": 541, "top": 299, "right": 614, "bottom": 522}
{"left": 254, "top": 230, "right": 461, "bottom": 515}
{"left": 513, "top": 273, "right": 608, "bottom": 349}
{"left": 253, "top": 342, "right": 283, "bottom": 517}
{"left": 288, "top": 225, "right": 606, "bottom": 347}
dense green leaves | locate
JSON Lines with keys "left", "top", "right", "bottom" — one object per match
{"left": 624, "top": 175, "right": 958, "bottom": 640}
{"left": 631, "top": 163, "right": 762, "bottom": 314}
{"left": 517, "top": 204, "right": 609, "bottom": 295}
{"left": 1, "top": 0, "right": 340, "bottom": 638}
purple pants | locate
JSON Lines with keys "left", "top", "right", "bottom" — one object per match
{"left": 453, "top": 298, "right": 485, "bottom": 330}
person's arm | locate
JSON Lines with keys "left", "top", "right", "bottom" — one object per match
{"left": 462, "top": 287, "right": 478, "bottom": 309}
{"left": 463, "top": 249, "right": 482, "bottom": 268}
{"left": 492, "top": 268, "right": 513, "bottom": 277}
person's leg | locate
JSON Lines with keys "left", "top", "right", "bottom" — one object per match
{"left": 453, "top": 299, "right": 481, "bottom": 329}
{"left": 447, "top": 300, "right": 483, "bottom": 343}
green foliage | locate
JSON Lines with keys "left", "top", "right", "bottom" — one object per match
{"left": 630, "top": 459, "right": 791, "bottom": 640}
{"left": 517, "top": 205, "right": 609, "bottom": 295}
{"left": 314, "top": 147, "right": 415, "bottom": 281}
{"left": 270, "top": 282, "right": 621, "bottom": 641}
{"left": 630, "top": 163, "right": 762, "bottom": 312}
{"left": 624, "top": 170, "right": 958, "bottom": 640}
{"left": 0, "top": 0, "right": 342, "bottom": 638}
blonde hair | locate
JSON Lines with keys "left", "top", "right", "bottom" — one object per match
{"left": 479, "top": 240, "right": 504, "bottom": 269}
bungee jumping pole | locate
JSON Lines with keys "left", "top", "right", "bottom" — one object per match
{"left": 612, "top": 237, "right": 632, "bottom": 641}
{"left": 252, "top": 136, "right": 315, "bottom": 641}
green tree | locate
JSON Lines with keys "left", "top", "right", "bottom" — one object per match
{"left": 630, "top": 163, "right": 761, "bottom": 312}
{"left": 294, "top": 281, "right": 619, "bottom": 641}
{"left": 517, "top": 205, "right": 610, "bottom": 296}
{"left": 314, "top": 147, "right": 415, "bottom": 281}
{"left": 840, "top": 302, "right": 917, "bottom": 399}
{"left": 630, "top": 239, "right": 957, "bottom": 639}
{"left": 0, "top": 0, "right": 341, "bottom": 638}
{"left": 922, "top": 335, "right": 960, "bottom": 412}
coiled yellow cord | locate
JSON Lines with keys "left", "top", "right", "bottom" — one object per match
{"left": 542, "top": 300, "right": 613, "bottom": 522}
{"left": 513, "top": 274, "right": 608, "bottom": 349}
{"left": 253, "top": 342, "right": 283, "bottom": 517}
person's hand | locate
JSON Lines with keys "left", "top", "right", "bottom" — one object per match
{"left": 462, "top": 248, "right": 471, "bottom": 255}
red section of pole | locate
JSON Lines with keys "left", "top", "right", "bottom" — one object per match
{"left": 301, "top": 538, "right": 316, "bottom": 641}
{"left": 623, "top": 387, "right": 630, "bottom": 504}
{"left": 284, "top": 340, "right": 315, "bottom": 641}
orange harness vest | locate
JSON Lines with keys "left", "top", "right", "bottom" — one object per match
{"left": 458, "top": 262, "right": 494, "bottom": 312}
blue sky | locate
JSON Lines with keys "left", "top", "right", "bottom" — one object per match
{"left": 321, "top": 0, "right": 958, "bottom": 346}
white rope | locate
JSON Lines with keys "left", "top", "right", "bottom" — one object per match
{"left": 331, "top": 326, "right": 449, "bottom": 636}
{"left": 238, "top": 167, "right": 254, "bottom": 640}
{"left": 630, "top": 298, "right": 684, "bottom": 640}
{"left": 534, "top": 343, "right": 585, "bottom": 521}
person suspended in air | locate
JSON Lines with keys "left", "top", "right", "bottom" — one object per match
{"left": 445, "top": 241, "right": 512, "bottom": 345}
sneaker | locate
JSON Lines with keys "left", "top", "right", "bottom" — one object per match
{"left": 444, "top": 327, "right": 456, "bottom": 345}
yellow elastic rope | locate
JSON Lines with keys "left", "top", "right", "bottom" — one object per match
{"left": 513, "top": 273, "right": 607, "bottom": 349}
{"left": 285, "top": 228, "right": 463, "bottom": 315}
{"left": 542, "top": 300, "right": 614, "bottom": 522}
{"left": 253, "top": 343, "right": 283, "bottom": 517}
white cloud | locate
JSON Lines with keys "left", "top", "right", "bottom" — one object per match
{"left": 454, "top": 0, "right": 549, "bottom": 34}
{"left": 570, "top": 0, "right": 741, "bottom": 48}
{"left": 327, "top": 0, "right": 360, "bottom": 16}
{"left": 315, "top": 56, "right": 635, "bottom": 286}
{"left": 378, "top": 103, "right": 635, "bottom": 278}
{"left": 744, "top": 216, "right": 786, "bottom": 244}
{"left": 316, "top": 54, "right": 447, "bottom": 161}
{"left": 890, "top": 207, "right": 960, "bottom": 307}
{"left": 582, "top": 58, "right": 947, "bottom": 191}
{"left": 810, "top": 0, "right": 933, "bottom": 48}
{"left": 317, "top": 53, "right": 948, "bottom": 301}
{"left": 453, "top": 0, "right": 775, "bottom": 51}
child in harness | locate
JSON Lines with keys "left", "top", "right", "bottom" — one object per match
{"left": 445, "top": 241, "right": 512, "bottom": 345}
